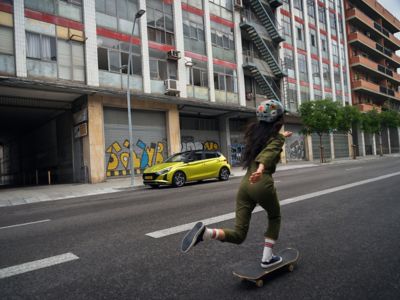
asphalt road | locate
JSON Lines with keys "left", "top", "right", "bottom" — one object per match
{"left": 1, "top": 157, "right": 399, "bottom": 299}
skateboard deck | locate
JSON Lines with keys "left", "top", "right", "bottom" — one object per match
{"left": 232, "top": 248, "right": 299, "bottom": 287}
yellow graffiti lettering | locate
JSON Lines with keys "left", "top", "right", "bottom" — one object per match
{"left": 156, "top": 142, "right": 164, "bottom": 164}
{"left": 120, "top": 152, "right": 130, "bottom": 169}
{"left": 203, "top": 141, "right": 219, "bottom": 151}
{"left": 107, "top": 153, "right": 119, "bottom": 171}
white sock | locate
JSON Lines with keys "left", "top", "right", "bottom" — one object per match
{"left": 262, "top": 238, "right": 276, "bottom": 262}
{"left": 203, "top": 228, "right": 222, "bottom": 240}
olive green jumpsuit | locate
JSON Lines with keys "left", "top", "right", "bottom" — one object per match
{"left": 222, "top": 134, "right": 285, "bottom": 244}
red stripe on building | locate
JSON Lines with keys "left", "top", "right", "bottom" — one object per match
{"left": 184, "top": 51, "right": 208, "bottom": 62}
{"left": 322, "top": 58, "right": 330, "bottom": 64}
{"left": 318, "top": 1, "right": 325, "bottom": 7}
{"left": 148, "top": 41, "right": 175, "bottom": 52}
{"left": 331, "top": 35, "right": 338, "bottom": 41}
{"left": 213, "top": 58, "right": 237, "bottom": 69}
{"left": 329, "top": 8, "right": 336, "bottom": 14}
{"left": 294, "top": 16, "right": 304, "bottom": 24}
{"left": 280, "top": 8, "right": 290, "bottom": 17}
{"left": 311, "top": 53, "right": 319, "bottom": 60}
{"left": 24, "top": 9, "right": 84, "bottom": 31}
{"left": 0, "top": 3, "right": 12, "bottom": 13}
{"left": 283, "top": 43, "right": 294, "bottom": 50}
{"left": 300, "top": 81, "right": 309, "bottom": 87}
{"left": 320, "top": 29, "right": 327, "bottom": 36}
{"left": 163, "top": 0, "right": 173, "bottom": 5}
{"left": 181, "top": 3, "right": 204, "bottom": 16}
{"left": 336, "top": 90, "right": 342, "bottom": 95}
{"left": 97, "top": 27, "right": 141, "bottom": 45}
{"left": 288, "top": 77, "right": 297, "bottom": 84}
{"left": 333, "top": 63, "right": 340, "bottom": 68}
{"left": 210, "top": 14, "right": 234, "bottom": 28}
{"left": 309, "top": 23, "right": 317, "bottom": 30}
{"left": 314, "top": 84, "right": 322, "bottom": 90}
{"left": 325, "top": 87, "right": 333, "bottom": 92}
{"left": 297, "top": 48, "right": 307, "bottom": 55}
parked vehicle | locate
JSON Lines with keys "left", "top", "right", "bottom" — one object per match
{"left": 142, "top": 150, "right": 231, "bottom": 188}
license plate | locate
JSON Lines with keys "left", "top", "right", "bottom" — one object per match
{"left": 144, "top": 176, "right": 152, "bottom": 180}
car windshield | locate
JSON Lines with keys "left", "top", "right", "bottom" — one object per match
{"left": 165, "top": 152, "right": 192, "bottom": 162}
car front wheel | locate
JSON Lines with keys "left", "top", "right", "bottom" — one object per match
{"left": 218, "top": 167, "right": 230, "bottom": 181}
{"left": 172, "top": 171, "right": 186, "bottom": 187}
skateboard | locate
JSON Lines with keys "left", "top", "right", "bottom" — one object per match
{"left": 232, "top": 248, "right": 299, "bottom": 287}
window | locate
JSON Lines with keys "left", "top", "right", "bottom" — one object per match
{"left": 214, "top": 65, "right": 237, "bottom": 93}
{"left": 308, "top": 1, "right": 315, "bottom": 23}
{"left": 0, "top": 26, "right": 14, "bottom": 55}
{"left": 321, "top": 35, "right": 328, "bottom": 59}
{"left": 310, "top": 29, "right": 318, "bottom": 54}
{"left": 26, "top": 32, "right": 56, "bottom": 61}
{"left": 312, "top": 59, "right": 320, "bottom": 85}
{"left": 332, "top": 41, "right": 339, "bottom": 64}
{"left": 58, "top": 40, "right": 85, "bottom": 81}
{"left": 319, "top": 6, "right": 326, "bottom": 30}
{"left": 330, "top": 12, "right": 337, "bottom": 36}
{"left": 187, "top": 60, "right": 208, "bottom": 87}
{"left": 183, "top": 11, "right": 206, "bottom": 54}
{"left": 149, "top": 49, "right": 176, "bottom": 80}
{"left": 298, "top": 53, "right": 308, "bottom": 82}
{"left": 97, "top": 37, "right": 142, "bottom": 75}
{"left": 147, "top": 0, "right": 174, "bottom": 45}
{"left": 25, "top": 0, "right": 56, "bottom": 14}
{"left": 282, "top": 15, "right": 292, "bottom": 44}
{"left": 296, "top": 23, "right": 305, "bottom": 49}
{"left": 323, "top": 62, "right": 331, "bottom": 88}
{"left": 284, "top": 48, "right": 295, "bottom": 78}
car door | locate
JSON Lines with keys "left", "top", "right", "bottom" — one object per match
{"left": 201, "top": 152, "right": 220, "bottom": 179}
{"left": 183, "top": 151, "right": 205, "bottom": 181}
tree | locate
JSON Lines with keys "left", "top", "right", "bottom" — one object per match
{"left": 336, "top": 105, "right": 361, "bottom": 159}
{"left": 361, "top": 109, "right": 382, "bottom": 155}
{"left": 299, "top": 99, "right": 340, "bottom": 163}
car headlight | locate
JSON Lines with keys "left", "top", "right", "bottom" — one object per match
{"left": 156, "top": 167, "right": 172, "bottom": 176}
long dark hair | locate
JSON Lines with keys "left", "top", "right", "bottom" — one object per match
{"left": 241, "top": 116, "right": 283, "bottom": 169}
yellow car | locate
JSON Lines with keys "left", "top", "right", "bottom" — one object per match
{"left": 142, "top": 150, "right": 231, "bottom": 188}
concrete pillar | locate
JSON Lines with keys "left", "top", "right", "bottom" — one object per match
{"left": 83, "top": 95, "right": 105, "bottom": 183}
{"left": 166, "top": 107, "right": 181, "bottom": 156}
{"left": 13, "top": 0, "right": 27, "bottom": 77}
{"left": 387, "top": 128, "right": 391, "bottom": 154}
{"left": 306, "top": 135, "right": 314, "bottom": 161}
{"left": 330, "top": 133, "right": 335, "bottom": 160}
{"left": 83, "top": 0, "right": 99, "bottom": 86}
{"left": 372, "top": 134, "right": 377, "bottom": 155}
{"left": 173, "top": 0, "right": 187, "bottom": 98}
{"left": 233, "top": 9, "right": 245, "bottom": 107}
{"left": 203, "top": 0, "right": 215, "bottom": 102}
{"left": 139, "top": 0, "right": 151, "bottom": 93}
{"left": 398, "top": 127, "right": 400, "bottom": 153}
{"left": 218, "top": 116, "right": 231, "bottom": 164}
{"left": 360, "top": 130, "right": 366, "bottom": 156}
{"left": 348, "top": 132, "right": 353, "bottom": 158}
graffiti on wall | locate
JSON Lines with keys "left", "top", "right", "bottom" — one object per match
{"left": 286, "top": 136, "right": 305, "bottom": 160}
{"left": 180, "top": 136, "right": 219, "bottom": 152}
{"left": 231, "top": 143, "right": 245, "bottom": 166}
{"left": 106, "top": 139, "right": 166, "bottom": 176}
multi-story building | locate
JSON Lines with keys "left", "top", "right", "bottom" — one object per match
{"left": 344, "top": 0, "right": 400, "bottom": 155}
{"left": 278, "top": 0, "right": 353, "bottom": 162}
{"left": 0, "top": 0, "right": 287, "bottom": 185}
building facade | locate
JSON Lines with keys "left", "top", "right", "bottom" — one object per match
{"left": 344, "top": 0, "right": 400, "bottom": 155}
{"left": 0, "top": 0, "right": 287, "bottom": 185}
{"left": 278, "top": 0, "right": 353, "bottom": 161}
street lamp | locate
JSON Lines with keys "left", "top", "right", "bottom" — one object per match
{"left": 126, "top": 9, "right": 145, "bottom": 187}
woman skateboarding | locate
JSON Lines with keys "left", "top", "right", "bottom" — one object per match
{"left": 181, "top": 99, "right": 292, "bottom": 268}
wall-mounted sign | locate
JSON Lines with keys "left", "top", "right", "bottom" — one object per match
{"left": 74, "top": 122, "right": 88, "bottom": 138}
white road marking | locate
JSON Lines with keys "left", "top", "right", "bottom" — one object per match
{"left": 146, "top": 171, "right": 400, "bottom": 238}
{"left": 0, "top": 219, "right": 51, "bottom": 230}
{"left": 0, "top": 253, "right": 79, "bottom": 279}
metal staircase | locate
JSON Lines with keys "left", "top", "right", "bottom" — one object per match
{"left": 241, "top": 22, "right": 286, "bottom": 77}
{"left": 268, "top": 0, "right": 283, "bottom": 8}
{"left": 248, "top": 0, "right": 284, "bottom": 43}
{"left": 243, "top": 59, "right": 281, "bottom": 100}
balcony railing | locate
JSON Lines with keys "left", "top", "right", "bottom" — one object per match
{"left": 350, "top": 56, "right": 400, "bottom": 83}
{"left": 353, "top": 79, "right": 400, "bottom": 99}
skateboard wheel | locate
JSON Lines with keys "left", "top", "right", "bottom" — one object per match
{"left": 288, "top": 264, "right": 294, "bottom": 272}
{"left": 256, "top": 280, "right": 264, "bottom": 288}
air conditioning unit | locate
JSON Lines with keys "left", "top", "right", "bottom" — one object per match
{"left": 167, "top": 50, "right": 181, "bottom": 60}
{"left": 165, "top": 79, "right": 180, "bottom": 96}
{"left": 234, "top": 0, "right": 243, "bottom": 9}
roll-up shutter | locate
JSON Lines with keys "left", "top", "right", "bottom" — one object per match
{"left": 104, "top": 108, "right": 167, "bottom": 177}
{"left": 333, "top": 132, "right": 349, "bottom": 158}
{"left": 180, "top": 116, "right": 221, "bottom": 153}
{"left": 312, "top": 133, "right": 331, "bottom": 161}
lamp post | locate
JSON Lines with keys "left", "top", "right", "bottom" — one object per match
{"left": 127, "top": 9, "right": 145, "bottom": 187}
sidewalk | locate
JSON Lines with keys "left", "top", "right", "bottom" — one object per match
{"left": 0, "top": 154, "right": 397, "bottom": 207}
